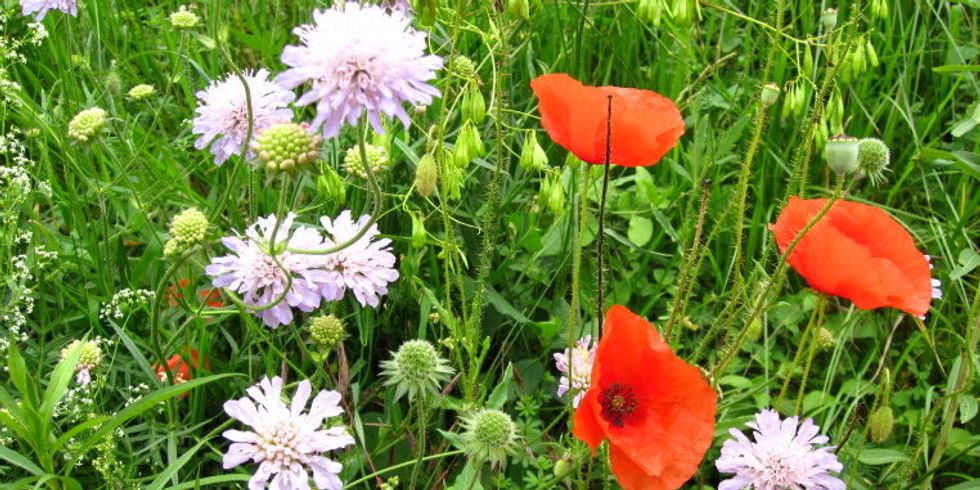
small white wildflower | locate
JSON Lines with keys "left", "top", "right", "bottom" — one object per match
{"left": 553, "top": 335, "right": 596, "bottom": 407}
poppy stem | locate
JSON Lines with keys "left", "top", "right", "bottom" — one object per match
{"left": 597, "top": 95, "right": 613, "bottom": 331}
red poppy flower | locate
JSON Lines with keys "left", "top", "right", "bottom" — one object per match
{"left": 167, "top": 279, "right": 223, "bottom": 308}
{"left": 573, "top": 305, "right": 717, "bottom": 490}
{"left": 154, "top": 349, "right": 207, "bottom": 396}
{"left": 530, "top": 73, "right": 684, "bottom": 167}
{"left": 771, "top": 197, "right": 935, "bottom": 317}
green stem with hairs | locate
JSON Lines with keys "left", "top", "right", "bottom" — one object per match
{"left": 596, "top": 95, "right": 613, "bottom": 331}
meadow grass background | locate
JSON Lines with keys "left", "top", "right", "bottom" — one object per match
{"left": 1, "top": 0, "right": 978, "bottom": 488}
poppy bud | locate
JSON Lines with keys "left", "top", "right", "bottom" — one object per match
{"left": 316, "top": 166, "right": 347, "bottom": 205}
{"left": 411, "top": 214, "right": 427, "bottom": 249}
{"left": 821, "top": 8, "right": 838, "bottom": 31}
{"left": 506, "top": 0, "right": 530, "bottom": 19}
{"left": 520, "top": 130, "right": 548, "bottom": 172}
{"left": 868, "top": 405, "right": 894, "bottom": 443}
{"left": 856, "top": 138, "right": 890, "bottom": 185}
{"left": 825, "top": 135, "right": 860, "bottom": 175}
{"left": 414, "top": 152, "right": 439, "bottom": 198}
{"left": 761, "top": 82, "right": 780, "bottom": 108}
{"left": 553, "top": 455, "right": 573, "bottom": 478}
{"left": 461, "top": 84, "right": 486, "bottom": 124}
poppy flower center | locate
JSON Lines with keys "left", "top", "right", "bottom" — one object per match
{"left": 599, "top": 383, "right": 638, "bottom": 427}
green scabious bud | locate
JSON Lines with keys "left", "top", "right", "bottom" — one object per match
{"left": 868, "top": 405, "right": 894, "bottom": 443}
{"left": 519, "top": 130, "right": 548, "bottom": 172}
{"left": 453, "top": 121, "right": 484, "bottom": 167}
{"left": 856, "top": 138, "right": 890, "bottom": 185}
{"left": 252, "top": 123, "right": 323, "bottom": 172}
{"left": 447, "top": 55, "right": 478, "bottom": 80}
{"left": 309, "top": 315, "right": 346, "bottom": 347}
{"left": 761, "top": 82, "right": 780, "bottom": 108}
{"left": 316, "top": 166, "right": 347, "bottom": 205}
{"left": 169, "top": 6, "right": 200, "bottom": 29}
{"left": 825, "top": 135, "right": 860, "bottom": 176}
{"left": 380, "top": 340, "right": 454, "bottom": 401}
{"left": 410, "top": 214, "right": 427, "bottom": 249}
{"left": 343, "top": 143, "right": 389, "bottom": 178}
{"left": 127, "top": 84, "right": 156, "bottom": 101}
{"left": 821, "top": 8, "right": 838, "bottom": 31}
{"left": 816, "top": 327, "right": 835, "bottom": 350}
{"left": 68, "top": 108, "right": 108, "bottom": 142}
{"left": 506, "top": 0, "right": 530, "bottom": 19}
{"left": 414, "top": 153, "right": 439, "bottom": 198}
{"left": 62, "top": 339, "right": 103, "bottom": 370}
{"left": 166, "top": 208, "right": 209, "bottom": 256}
{"left": 461, "top": 84, "right": 486, "bottom": 124}
{"left": 461, "top": 409, "right": 518, "bottom": 469}
{"left": 637, "top": 0, "right": 666, "bottom": 26}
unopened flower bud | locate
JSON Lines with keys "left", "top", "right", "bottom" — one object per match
{"left": 461, "top": 84, "right": 486, "bottom": 124}
{"left": 414, "top": 153, "right": 439, "bottom": 198}
{"left": 127, "top": 84, "right": 156, "bottom": 101}
{"left": 105, "top": 70, "right": 122, "bottom": 96}
{"left": 380, "top": 340, "right": 454, "bottom": 401}
{"left": 453, "top": 121, "right": 484, "bottom": 167}
{"left": 506, "top": 0, "right": 530, "bottom": 19}
{"left": 170, "top": 6, "right": 200, "bottom": 29}
{"left": 868, "top": 405, "right": 894, "bottom": 443}
{"left": 821, "top": 8, "right": 838, "bottom": 31}
{"left": 165, "top": 208, "right": 209, "bottom": 257}
{"left": 447, "top": 55, "right": 477, "bottom": 80}
{"left": 825, "top": 135, "right": 859, "bottom": 175}
{"left": 61, "top": 339, "right": 103, "bottom": 385}
{"left": 309, "top": 315, "right": 346, "bottom": 347}
{"left": 746, "top": 318, "right": 763, "bottom": 340}
{"left": 411, "top": 214, "right": 427, "bottom": 249}
{"left": 539, "top": 171, "right": 565, "bottom": 217}
{"left": 856, "top": 138, "right": 890, "bottom": 185}
{"left": 461, "top": 409, "right": 518, "bottom": 469}
{"left": 761, "top": 82, "right": 780, "bottom": 108}
{"left": 68, "top": 108, "right": 108, "bottom": 142}
{"left": 343, "top": 143, "right": 389, "bottom": 178}
{"left": 520, "top": 130, "right": 548, "bottom": 172}
{"left": 637, "top": 0, "right": 665, "bottom": 26}
{"left": 253, "top": 123, "right": 323, "bottom": 172}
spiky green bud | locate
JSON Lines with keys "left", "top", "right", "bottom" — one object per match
{"left": 856, "top": 138, "right": 890, "bottom": 185}
{"left": 127, "top": 84, "right": 156, "bottom": 101}
{"left": 825, "top": 135, "right": 859, "bottom": 175}
{"left": 816, "top": 327, "right": 835, "bottom": 350}
{"left": 309, "top": 315, "right": 346, "bottom": 347}
{"left": 343, "top": 143, "right": 389, "bottom": 178}
{"left": 380, "top": 340, "right": 454, "bottom": 402}
{"left": 414, "top": 153, "right": 439, "bottom": 198}
{"left": 169, "top": 6, "right": 200, "bottom": 29}
{"left": 68, "top": 108, "right": 108, "bottom": 142}
{"left": 461, "top": 409, "right": 518, "bottom": 469}
{"left": 252, "top": 123, "right": 323, "bottom": 172}
{"left": 165, "top": 208, "right": 209, "bottom": 257}
{"left": 868, "top": 406, "right": 894, "bottom": 443}
{"left": 447, "top": 55, "right": 477, "bottom": 80}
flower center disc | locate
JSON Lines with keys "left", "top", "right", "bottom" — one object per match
{"left": 599, "top": 383, "right": 638, "bottom": 427}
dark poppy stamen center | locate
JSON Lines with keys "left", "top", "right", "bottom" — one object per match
{"left": 599, "top": 383, "right": 638, "bottom": 427}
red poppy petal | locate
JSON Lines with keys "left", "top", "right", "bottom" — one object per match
{"left": 572, "top": 388, "right": 606, "bottom": 454}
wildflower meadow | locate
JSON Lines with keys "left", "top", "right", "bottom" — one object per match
{"left": 2, "top": 0, "right": 979, "bottom": 489}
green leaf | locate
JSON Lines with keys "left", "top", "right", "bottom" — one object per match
{"left": 0, "top": 446, "right": 44, "bottom": 476}
{"left": 959, "top": 395, "right": 978, "bottom": 424}
{"left": 7, "top": 342, "right": 38, "bottom": 411}
{"left": 145, "top": 438, "right": 210, "bottom": 490}
{"left": 944, "top": 478, "right": 980, "bottom": 490}
{"left": 487, "top": 363, "right": 515, "bottom": 409}
{"left": 627, "top": 215, "right": 653, "bottom": 247}
{"left": 919, "top": 148, "right": 980, "bottom": 180}
{"left": 40, "top": 339, "right": 83, "bottom": 424}
{"left": 856, "top": 448, "right": 909, "bottom": 465}
{"left": 951, "top": 248, "right": 980, "bottom": 280}
{"left": 932, "top": 64, "right": 980, "bottom": 73}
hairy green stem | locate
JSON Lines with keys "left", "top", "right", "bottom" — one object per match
{"left": 596, "top": 95, "right": 613, "bottom": 331}
{"left": 665, "top": 178, "right": 712, "bottom": 343}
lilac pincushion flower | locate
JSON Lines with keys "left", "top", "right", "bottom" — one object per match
{"left": 318, "top": 211, "right": 399, "bottom": 308}
{"left": 20, "top": 0, "right": 77, "bottom": 20}
{"left": 192, "top": 69, "right": 294, "bottom": 165}
{"left": 223, "top": 376, "right": 355, "bottom": 490}
{"left": 277, "top": 2, "right": 442, "bottom": 138}
{"left": 553, "top": 335, "right": 596, "bottom": 407}
{"left": 206, "top": 214, "right": 328, "bottom": 328}
{"left": 716, "top": 409, "right": 845, "bottom": 490}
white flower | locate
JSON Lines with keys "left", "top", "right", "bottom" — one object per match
{"left": 716, "top": 409, "right": 845, "bottom": 490}
{"left": 206, "top": 214, "right": 328, "bottom": 328}
{"left": 318, "top": 211, "right": 399, "bottom": 308}
{"left": 223, "top": 376, "right": 355, "bottom": 490}
{"left": 277, "top": 2, "right": 442, "bottom": 138}
{"left": 553, "top": 336, "right": 596, "bottom": 407}
{"left": 20, "top": 0, "right": 77, "bottom": 20}
{"left": 193, "top": 69, "right": 294, "bottom": 165}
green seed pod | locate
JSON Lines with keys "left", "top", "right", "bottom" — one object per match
{"left": 781, "top": 83, "right": 797, "bottom": 119}
{"left": 411, "top": 214, "right": 427, "bottom": 249}
{"left": 825, "top": 89, "right": 844, "bottom": 135}
{"left": 803, "top": 46, "right": 814, "bottom": 78}
{"left": 461, "top": 84, "right": 486, "bottom": 124}
{"left": 868, "top": 405, "right": 894, "bottom": 443}
{"left": 453, "top": 121, "right": 484, "bottom": 167}
{"left": 814, "top": 118, "right": 829, "bottom": 150}
{"left": 745, "top": 317, "right": 763, "bottom": 341}
{"left": 519, "top": 130, "right": 548, "bottom": 172}
{"left": 414, "top": 152, "right": 439, "bottom": 198}
{"left": 825, "top": 135, "right": 860, "bottom": 175}
{"left": 539, "top": 171, "right": 565, "bottom": 217}
{"left": 792, "top": 84, "right": 808, "bottom": 119}
{"left": 871, "top": 0, "right": 889, "bottom": 19}
{"left": 821, "top": 8, "right": 838, "bottom": 31}
{"left": 506, "top": 0, "right": 530, "bottom": 19}
{"left": 761, "top": 82, "right": 780, "bottom": 108}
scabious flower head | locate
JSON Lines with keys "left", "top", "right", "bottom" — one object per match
{"left": 856, "top": 138, "right": 890, "bottom": 185}
{"left": 61, "top": 339, "right": 102, "bottom": 385}
{"left": 192, "top": 69, "right": 294, "bottom": 166}
{"left": 318, "top": 210, "right": 399, "bottom": 307}
{"left": 277, "top": 2, "right": 443, "bottom": 138}
{"left": 446, "top": 55, "right": 477, "bottom": 80}
{"left": 164, "top": 208, "right": 209, "bottom": 257}
{"left": 20, "top": 0, "right": 77, "bottom": 20}
{"left": 169, "top": 6, "right": 200, "bottom": 29}
{"left": 553, "top": 335, "right": 596, "bottom": 408}
{"left": 309, "top": 314, "right": 346, "bottom": 347}
{"left": 343, "top": 143, "right": 390, "bottom": 179}
{"left": 380, "top": 339, "right": 453, "bottom": 401}
{"left": 461, "top": 409, "right": 518, "bottom": 469}
{"left": 68, "top": 108, "right": 108, "bottom": 142}
{"left": 223, "top": 376, "right": 355, "bottom": 490}
{"left": 716, "top": 409, "right": 845, "bottom": 490}
{"left": 127, "top": 84, "right": 156, "bottom": 101}
{"left": 205, "top": 214, "right": 329, "bottom": 328}
{"left": 252, "top": 122, "right": 323, "bottom": 172}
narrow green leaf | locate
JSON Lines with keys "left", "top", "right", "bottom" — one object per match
{"left": 40, "top": 340, "right": 83, "bottom": 424}
{"left": 931, "top": 64, "right": 980, "bottom": 73}
{"left": 0, "top": 446, "right": 44, "bottom": 476}
{"left": 145, "top": 438, "right": 210, "bottom": 490}
{"left": 856, "top": 448, "right": 909, "bottom": 465}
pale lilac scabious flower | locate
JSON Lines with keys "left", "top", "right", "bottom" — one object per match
{"left": 20, "top": 0, "right": 77, "bottom": 20}
{"left": 193, "top": 69, "right": 294, "bottom": 165}
{"left": 206, "top": 214, "right": 327, "bottom": 328}
{"left": 223, "top": 376, "right": 355, "bottom": 490}
{"left": 553, "top": 335, "right": 596, "bottom": 407}
{"left": 318, "top": 211, "right": 399, "bottom": 308}
{"left": 716, "top": 409, "right": 845, "bottom": 490}
{"left": 277, "top": 2, "right": 442, "bottom": 138}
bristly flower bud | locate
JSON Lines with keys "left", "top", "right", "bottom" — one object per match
{"left": 380, "top": 340, "right": 454, "bottom": 402}
{"left": 761, "top": 82, "right": 780, "bottom": 108}
{"left": 821, "top": 8, "right": 838, "bottom": 31}
{"left": 868, "top": 405, "right": 894, "bottom": 443}
{"left": 856, "top": 138, "right": 890, "bottom": 185}
{"left": 461, "top": 84, "right": 486, "bottom": 124}
{"left": 461, "top": 409, "right": 518, "bottom": 469}
{"left": 127, "top": 84, "right": 156, "bottom": 101}
{"left": 169, "top": 6, "right": 200, "bottom": 29}
{"left": 519, "top": 130, "right": 548, "bottom": 172}
{"left": 165, "top": 208, "right": 209, "bottom": 257}
{"left": 68, "top": 108, "right": 108, "bottom": 142}
{"left": 316, "top": 166, "right": 347, "bottom": 205}
{"left": 447, "top": 55, "right": 478, "bottom": 80}
{"left": 343, "top": 143, "right": 389, "bottom": 178}
{"left": 825, "top": 135, "right": 859, "bottom": 176}
{"left": 414, "top": 152, "right": 439, "bottom": 198}
{"left": 308, "top": 314, "right": 346, "bottom": 347}
{"left": 252, "top": 123, "right": 322, "bottom": 172}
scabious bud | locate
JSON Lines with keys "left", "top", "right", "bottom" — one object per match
{"left": 127, "top": 84, "right": 156, "bottom": 101}
{"left": 856, "top": 138, "right": 890, "bottom": 185}
{"left": 164, "top": 208, "right": 209, "bottom": 257}
{"left": 62, "top": 339, "right": 103, "bottom": 385}
{"left": 380, "top": 340, "right": 454, "bottom": 401}
{"left": 868, "top": 405, "right": 894, "bottom": 443}
{"left": 414, "top": 153, "right": 439, "bottom": 198}
{"left": 309, "top": 315, "right": 346, "bottom": 347}
{"left": 169, "top": 6, "right": 200, "bottom": 29}
{"left": 461, "top": 84, "right": 486, "bottom": 124}
{"left": 447, "top": 55, "right": 478, "bottom": 80}
{"left": 519, "top": 130, "right": 548, "bottom": 172}
{"left": 821, "top": 8, "right": 838, "bottom": 31}
{"left": 461, "top": 409, "right": 518, "bottom": 469}
{"left": 252, "top": 123, "right": 323, "bottom": 172}
{"left": 825, "top": 135, "right": 860, "bottom": 176}
{"left": 68, "top": 108, "right": 108, "bottom": 142}
{"left": 344, "top": 143, "right": 390, "bottom": 178}
{"left": 105, "top": 70, "right": 122, "bottom": 96}
{"left": 316, "top": 166, "right": 347, "bottom": 205}
{"left": 761, "top": 82, "right": 780, "bottom": 108}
